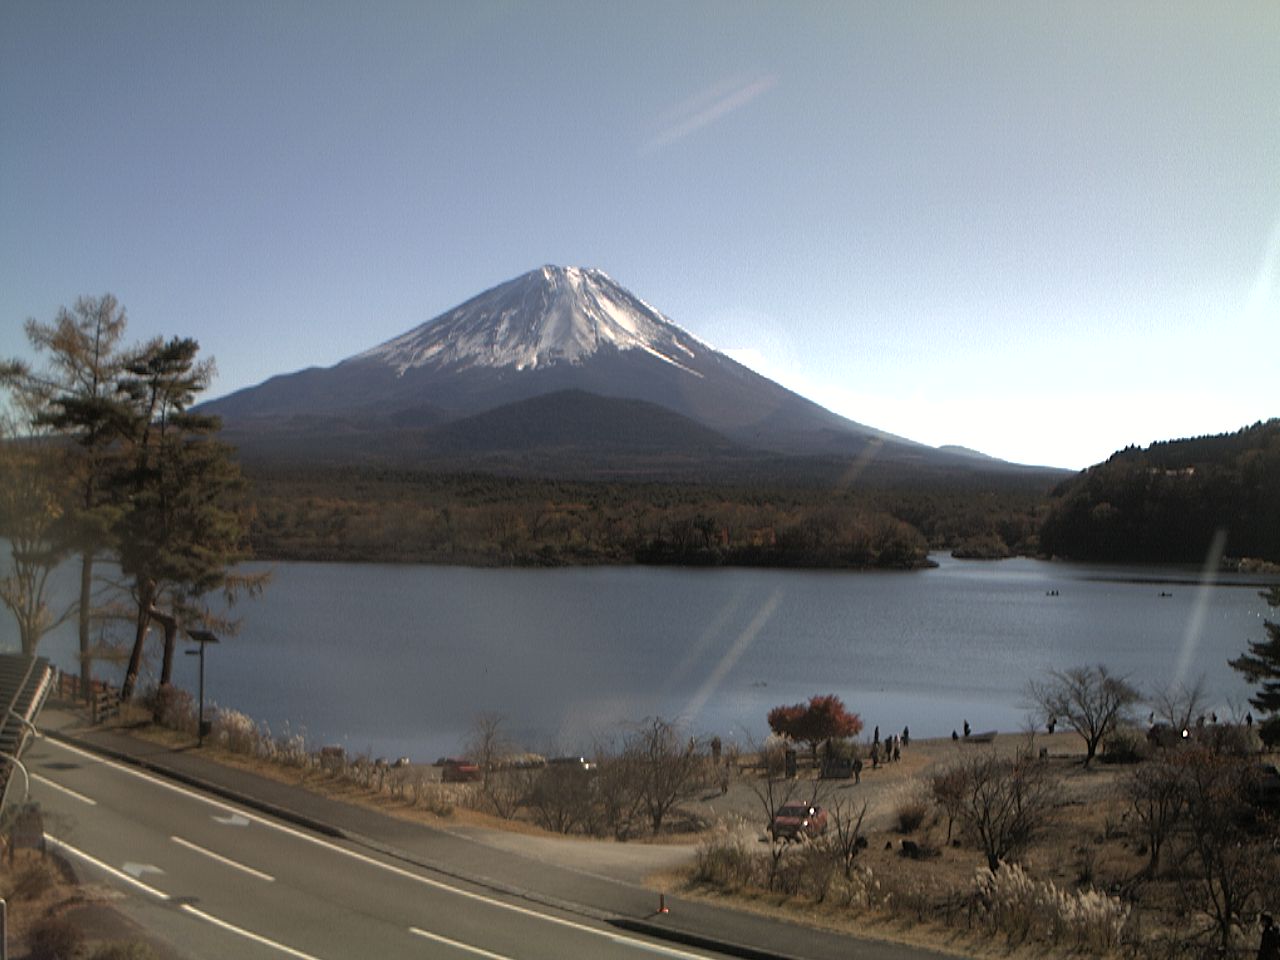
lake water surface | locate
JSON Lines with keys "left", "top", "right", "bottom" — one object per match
{"left": 32, "top": 555, "right": 1277, "bottom": 762}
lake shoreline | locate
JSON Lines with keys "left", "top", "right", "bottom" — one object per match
{"left": 37, "top": 554, "right": 1273, "bottom": 764}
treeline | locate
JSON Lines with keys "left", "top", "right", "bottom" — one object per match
{"left": 244, "top": 465, "right": 1053, "bottom": 569}
{"left": 1039, "top": 419, "right": 1280, "bottom": 564}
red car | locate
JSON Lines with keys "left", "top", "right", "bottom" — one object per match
{"left": 770, "top": 802, "right": 828, "bottom": 840}
{"left": 441, "top": 758, "right": 481, "bottom": 782}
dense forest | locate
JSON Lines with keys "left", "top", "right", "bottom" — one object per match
{"left": 244, "top": 465, "right": 1054, "bottom": 569}
{"left": 1039, "top": 419, "right": 1280, "bottom": 564}
{"left": 237, "top": 422, "right": 1280, "bottom": 570}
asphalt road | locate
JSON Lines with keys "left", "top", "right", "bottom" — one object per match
{"left": 27, "top": 736, "right": 737, "bottom": 960}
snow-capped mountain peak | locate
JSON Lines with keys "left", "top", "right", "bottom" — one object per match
{"left": 358, "top": 265, "right": 708, "bottom": 377}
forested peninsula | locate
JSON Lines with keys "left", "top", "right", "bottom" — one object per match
{"left": 1040, "top": 419, "right": 1280, "bottom": 565}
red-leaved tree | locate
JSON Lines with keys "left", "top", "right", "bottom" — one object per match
{"left": 767, "top": 694, "right": 863, "bottom": 759}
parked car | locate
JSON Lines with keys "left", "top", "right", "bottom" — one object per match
{"left": 770, "top": 802, "right": 828, "bottom": 840}
{"left": 441, "top": 758, "right": 481, "bottom": 782}
{"left": 501, "top": 753, "right": 547, "bottom": 770}
{"left": 547, "top": 756, "right": 596, "bottom": 772}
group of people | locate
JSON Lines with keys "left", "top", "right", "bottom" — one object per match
{"left": 869, "top": 724, "right": 907, "bottom": 768}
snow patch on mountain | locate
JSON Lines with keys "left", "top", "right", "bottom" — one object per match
{"left": 359, "top": 266, "right": 710, "bottom": 378}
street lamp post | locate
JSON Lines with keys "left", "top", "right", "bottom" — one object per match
{"left": 185, "top": 630, "right": 219, "bottom": 747}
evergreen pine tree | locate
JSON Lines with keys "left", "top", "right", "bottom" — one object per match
{"left": 1228, "top": 586, "right": 1280, "bottom": 745}
{"left": 114, "top": 337, "right": 264, "bottom": 700}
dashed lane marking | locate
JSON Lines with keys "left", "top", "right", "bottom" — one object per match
{"left": 171, "top": 835, "right": 276, "bottom": 882}
{"left": 44, "top": 833, "right": 323, "bottom": 960}
{"left": 44, "top": 739, "right": 721, "bottom": 959}
{"left": 32, "top": 772, "right": 97, "bottom": 805}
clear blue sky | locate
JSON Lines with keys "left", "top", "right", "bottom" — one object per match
{"left": 2, "top": 1, "right": 1277, "bottom": 469}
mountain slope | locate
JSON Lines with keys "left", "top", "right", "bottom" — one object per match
{"left": 204, "top": 265, "right": 1013, "bottom": 473}
{"left": 220, "top": 389, "right": 761, "bottom": 478}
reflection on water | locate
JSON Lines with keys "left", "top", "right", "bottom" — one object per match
{"left": 32, "top": 554, "right": 1275, "bottom": 762}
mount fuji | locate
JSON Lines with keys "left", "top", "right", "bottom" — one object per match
{"left": 204, "top": 266, "right": 1002, "bottom": 475}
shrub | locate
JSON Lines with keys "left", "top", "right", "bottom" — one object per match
{"left": 5, "top": 859, "right": 58, "bottom": 901}
{"left": 895, "top": 797, "right": 928, "bottom": 834}
{"left": 972, "top": 861, "right": 1129, "bottom": 952}
{"left": 415, "top": 782, "right": 455, "bottom": 817}
{"left": 898, "top": 838, "right": 939, "bottom": 860}
{"left": 525, "top": 765, "right": 591, "bottom": 834}
{"left": 693, "top": 831, "right": 760, "bottom": 891}
{"left": 1100, "top": 728, "right": 1147, "bottom": 763}
{"left": 1075, "top": 845, "right": 1097, "bottom": 886}
{"left": 480, "top": 769, "right": 527, "bottom": 820}
{"left": 27, "top": 913, "right": 83, "bottom": 960}
{"left": 1198, "top": 722, "right": 1260, "bottom": 756}
{"left": 147, "top": 684, "right": 196, "bottom": 733}
{"left": 212, "top": 708, "right": 260, "bottom": 755}
{"left": 828, "top": 863, "right": 883, "bottom": 910}
{"left": 774, "top": 839, "right": 838, "bottom": 901}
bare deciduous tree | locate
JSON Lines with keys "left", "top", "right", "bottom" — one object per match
{"left": 525, "top": 763, "right": 591, "bottom": 834}
{"left": 466, "top": 712, "right": 512, "bottom": 788}
{"left": 0, "top": 439, "right": 74, "bottom": 653}
{"left": 825, "top": 795, "right": 868, "bottom": 880}
{"left": 589, "top": 739, "right": 643, "bottom": 840}
{"left": 466, "top": 712, "right": 525, "bottom": 818}
{"left": 1174, "top": 749, "right": 1278, "bottom": 953}
{"left": 1026, "top": 664, "right": 1141, "bottom": 765}
{"left": 1151, "top": 675, "right": 1210, "bottom": 733}
{"left": 943, "top": 749, "right": 1059, "bottom": 871}
{"left": 929, "top": 763, "right": 967, "bottom": 845}
{"left": 624, "top": 717, "right": 705, "bottom": 835}
{"left": 1123, "top": 755, "right": 1185, "bottom": 877}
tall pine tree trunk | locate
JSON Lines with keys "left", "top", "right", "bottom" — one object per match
{"left": 155, "top": 609, "right": 178, "bottom": 687}
{"left": 121, "top": 579, "right": 153, "bottom": 701}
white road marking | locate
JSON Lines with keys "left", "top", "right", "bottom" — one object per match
{"left": 122, "top": 862, "right": 165, "bottom": 879}
{"left": 48, "top": 739, "right": 245, "bottom": 816}
{"left": 32, "top": 773, "right": 97, "bottom": 805}
{"left": 179, "top": 902, "right": 325, "bottom": 960}
{"left": 44, "top": 739, "right": 718, "bottom": 959}
{"left": 245, "top": 820, "right": 717, "bottom": 959}
{"left": 409, "top": 926, "right": 514, "bottom": 959}
{"left": 45, "top": 833, "right": 323, "bottom": 960}
{"left": 44, "top": 834, "right": 168, "bottom": 900}
{"left": 171, "top": 835, "right": 276, "bottom": 882}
